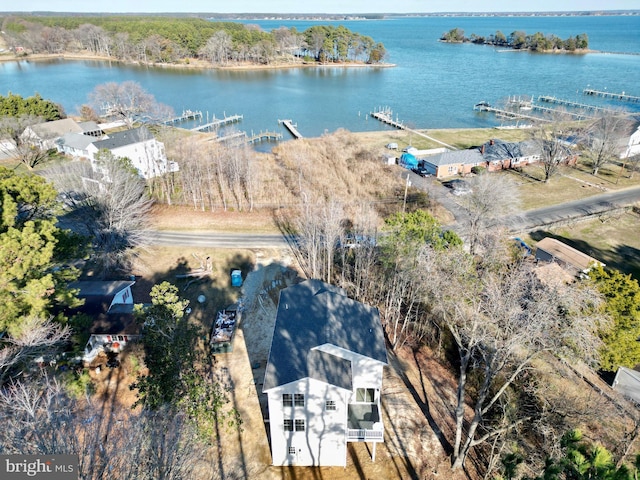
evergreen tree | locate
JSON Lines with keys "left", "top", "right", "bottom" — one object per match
{"left": 0, "top": 168, "right": 80, "bottom": 335}
{"left": 589, "top": 265, "right": 640, "bottom": 371}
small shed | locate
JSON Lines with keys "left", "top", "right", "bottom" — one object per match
{"left": 534, "top": 238, "right": 604, "bottom": 276}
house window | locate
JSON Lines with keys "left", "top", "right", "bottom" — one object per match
{"left": 288, "top": 447, "right": 296, "bottom": 455}
{"left": 282, "top": 394, "right": 293, "bottom": 406}
{"left": 325, "top": 400, "right": 337, "bottom": 411}
{"left": 284, "top": 419, "right": 293, "bottom": 431}
{"left": 295, "top": 419, "right": 305, "bottom": 432}
{"left": 356, "top": 388, "right": 376, "bottom": 403}
{"left": 294, "top": 394, "right": 305, "bottom": 406}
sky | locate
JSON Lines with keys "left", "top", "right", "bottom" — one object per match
{"left": 2, "top": 1, "right": 639, "bottom": 14}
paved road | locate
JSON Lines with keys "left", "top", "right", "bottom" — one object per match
{"left": 508, "top": 185, "right": 640, "bottom": 232}
{"left": 149, "top": 184, "right": 640, "bottom": 248}
{"left": 149, "top": 230, "right": 290, "bottom": 248}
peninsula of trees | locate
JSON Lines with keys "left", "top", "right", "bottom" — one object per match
{"left": 440, "top": 27, "right": 589, "bottom": 52}
{"left": 0, "top": 15, "right": 387, "bottom": 66}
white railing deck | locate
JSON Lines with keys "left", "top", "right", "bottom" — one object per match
{"left": 347, "top": 429, "right": 384, "bottom": 442}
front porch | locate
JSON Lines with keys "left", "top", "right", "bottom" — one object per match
{"left": 347, "top": 403, "right": 383, "bottom": 442}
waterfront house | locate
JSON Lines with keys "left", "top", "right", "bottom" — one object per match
{"left": 422, "top": 149, "right": 484, "bottom": 178}
{"left": 88, "top": 126, "right": 178, "bottom": 179}
{"left": 263, "top": 280, "right": 388, "bottom": 467}
{"left": 22, "top": 119, "right": 103, "bottom": 151}
{"left": 620, "top": 118, "right": 640, "bottom": 159}
{"left": 477, "top": 139, "right": 541, "bottom": 171}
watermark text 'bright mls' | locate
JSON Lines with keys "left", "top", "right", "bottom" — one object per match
{"left": 1, "top": 455, "right": 77, "bottom": 479}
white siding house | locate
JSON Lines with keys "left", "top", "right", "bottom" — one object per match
{"left": 88, "top": 127, "right": 178, "bottom": 179}
{"left": 22, "top": 119, "right": 104, "bottom": 151}
{"left": 263, "top": 280, "right": 388, "bottom": 467}
{"left": 621, "top": 120, "right": 640, "bottom": 159}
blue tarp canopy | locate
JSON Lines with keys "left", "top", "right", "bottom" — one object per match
{"left": 399, "top": 152, "right": 418, "bottom": 168}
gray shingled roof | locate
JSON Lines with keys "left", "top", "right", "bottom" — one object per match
{"left": 479, "top": 139, "right": 524, "bottom": 161}
{"left": 424, "top": 149, "right": 484, "bottom": 167}
{"left": 92, "top": 127, "right": 153, "bottom": 150}
{"left": 70, "top": 280, "right": 135, "bottom": 298}
{"left": 57, "top": 133, "right": 96, "bottom": 150}
{"left": 263, "top": 280, "right": 387, "bottom": 392}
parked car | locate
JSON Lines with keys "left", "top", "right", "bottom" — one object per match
{"left": 443, "top": 179, "right": 472, "bottom": 195}
{"left": 386, "top": 142, "right": 398, "bottom": 150}
{"left": 411, "top": 166, "right": 432, "bottom": 177}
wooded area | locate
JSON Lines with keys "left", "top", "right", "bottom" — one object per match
{"left": 0, "top": 15, "right": 387, "bottom": 65}
{"left": 441, "top": 27, "right": 589, "bottom": 51}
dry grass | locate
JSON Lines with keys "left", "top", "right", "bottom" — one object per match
{"left": 522, "top": 209, "right": 640, "bottom": 278}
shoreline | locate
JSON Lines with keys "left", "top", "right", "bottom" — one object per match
{"left": 0, "top": 52, "right": 396, "bottom": 71}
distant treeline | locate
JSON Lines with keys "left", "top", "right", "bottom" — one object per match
{"left": 440, "top": 27, "right": 589, "bottom": 51}
{"left": 0, "top": 15, "right": 386, "bottom": 65}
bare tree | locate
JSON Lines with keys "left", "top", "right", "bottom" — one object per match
{"left": 43, "top": 154, "right": 153, "bottom": 275}
{"left": 199, "top": 30, "right": 232, "bottom": 65}
{"left": 0, "top": 317, "right": 70, "bottom": 386}
{"left": 457, "top": 173, "right": 521, "bottom": 255}
{"left": 582, "top": 114, "right": 634, "bottom": 175}
{"left": 89, "top": 81, "right": 173, "bottom": 127}
{"left": 529, "top": 119, "right": 575, "bottom": 183}
{"left": 416, "top": 246, "right": 607, "bottom": 470}
{"left": 0, "top": 374, "right": 205, "bottom": 480}
{"left": 0, "top": 114, "right": 54, "bottom": 169}
{"left": 73, "top": 24, "right": 112, "bottom": 57}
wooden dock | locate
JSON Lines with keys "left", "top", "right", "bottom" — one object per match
{"left": 279, "top": 119, "right": 303, "bottom": 139}
{"left": 583, "top": 88, "right": 640, "bottom": 103}
{"left": 163, "top": 109, "right": 202, "bottom": 125}
{"left": 192, "top": 114, "right": 243, "bottom": 132}
{"left": 370, "top": 109, "right": 406, "bottom": 130}
{"left": 473, "top": 102, "right": 547, "bottom": 122}
{"left": 212, "top": 132, "right": 247, "bottom": 143}
{"left": 537, "top": 96, "right": 615, "bottom": 114}
{"left": 248, "top": 131, "right": 283, "bottom": 144}
{"left": 530, "top": 103, "right": 593, "bottom": 120}
{"left": 370, "top": 107, "right": 457, "bottom": 150}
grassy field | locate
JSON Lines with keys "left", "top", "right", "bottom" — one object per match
{"left": 522, "top": 209, "right": 640, "bottom": 278}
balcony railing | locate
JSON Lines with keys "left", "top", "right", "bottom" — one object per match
{"left": 347, "top": 402, "right": 383, "bottom": 442}
{"left": 347, "top": 429, "right": 384, "bottom": 441}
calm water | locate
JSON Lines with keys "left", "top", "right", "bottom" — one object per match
{"left": 1, "top": 16, "right": 639, "bottom": 139}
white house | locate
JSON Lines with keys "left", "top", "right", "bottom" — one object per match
{"left": 88, "top": 126, "right": 178, "bottom": 179}
{"left": 263, "top": 280, "right": 388, "bottom": 467}
{"left": 22, "top": 119, "right": 103, "bottom": 150}
{"left": 620, "top": 119, "right": 640, "bottom": 159}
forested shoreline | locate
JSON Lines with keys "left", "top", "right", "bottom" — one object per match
{"left": 0, "top": 15, "right": 387, "bottom": 66}
{"left": 440, "top": 27, "right": 589, "bottom": 52}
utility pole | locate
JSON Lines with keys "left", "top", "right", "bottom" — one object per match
{"left": 402, "top": 173, "right": 411, "bottom": 213}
